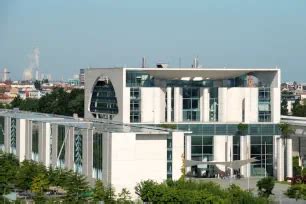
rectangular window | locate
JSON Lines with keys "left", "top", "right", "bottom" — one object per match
{"left": 182, "top": 88, "right": 200, "bottom": 121}
{"left": 209, "top": 88, "right": 219, "bottom": 122}
{"left": 258, "top": 88, "right": 271, "bottom": 122}
{"left": 32, "top": 122, "right": 39, "bottom": 161}
{"left": 74, "top": 128, "right": 83, "bottom": 173}
{"left": 10, "top": 118, "right": 16, "bottom": 155}
{"left": 57, "top": 125, "right": 65, "bottom": 168}
{"left": 130, "top": 88, "right": 141, "bottom": 123}
{"left": 93, "top": 132, "right": 103, "bottom": 179}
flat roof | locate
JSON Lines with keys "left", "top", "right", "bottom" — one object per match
{"left": 0, "top": 109, "right": 171, "bottom": 134}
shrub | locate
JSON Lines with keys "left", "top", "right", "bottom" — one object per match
{"left": 257, "top": 177, "right": 275, "bottom": 198}
{"left": 285, "top": 184, "right": 306, "bottom": 200}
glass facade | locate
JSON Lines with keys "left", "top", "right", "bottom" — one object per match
{"left": 90, "top": 78, "right": 118, "bottom": 119}
{"left": 183, "top": 88, "right": 200, "bottom": 121}
{"left": 258, "top": 88, "right": 271, "bottom": 122}
{"left": 0, "top": 116, "right": 4, "bottom": 151}
{"left": 126, "top": 71, "right": 270, "bottom": 88}
{"left": 10, "top": 118, "right": 16, "bottom": 155}
{"left": 93, "top": 132, "right": 103, "bottom": 179}
{"left": 74, "top": 128, "right": 83, "bottom": 173}
{"left": 32, "top": 122, "right": 39, "bottom": 161}
{"left": 250, "top": 124, "right": 274, "bottom": 176}
{"left": 130, "top": 88, "right": 141, "bottom": 123}
{"left": 57, "top": 125, "right": 65, "bottom": 167}
{"left": 174, "top": 124, "right": 279, "bottom": 177}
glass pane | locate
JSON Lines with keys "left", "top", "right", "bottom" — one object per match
{"left": 192, "top": 146, "right": 202, "bottom": 154}
{"left": 191, "top": 136, "right": 202, "bottom": 146}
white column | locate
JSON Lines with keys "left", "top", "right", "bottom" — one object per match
{"left": 45, "top": 123, "right": 51, "bottom": 167}
{"left": 201, "top": 88, "right": 210, "bottom": 122}
{"left": 218, "top": 88, "right": 227, "bottom": 122}
{"left": 277, "top": 137, "right": 285, "bottom": 181}
{"left": 174, "top": 87, "right": 181, "bottom": 122}
{"left": 246, "top": 135, "right": 251, "bottom": 177}
{"left": 286, "top": 138, "right": 293, "bottom": 178}
{"left": 227, "top": 136, "right": 233, "bottom": 176}
{"left": 271, "top": 87, "right": 281, "bottom": 123}
{"left": 240, "top": 136, "right": 247, "bottom": 176}
{"left": 18, "top": 119, "right": 26, "bottom": 162}
{"left": 185, "top": 135, "right": 192, "bottom": 174}
{"left": 213, "top": 136, "right": 226, "bottom": 172}
{"left": 172, "top": 132, "right": 185, "bottom": 180}
{"left": 167, "top": 87, "right": 172, "bottom": 122}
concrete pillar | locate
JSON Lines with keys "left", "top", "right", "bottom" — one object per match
{"left": 174, "top": 87, "right": 181, "bottom": 122}
{"left": 227, "top": 136, "right": 233, "bottom": 176}
{"left": 246, "top": 135, "right": 251, "bottom": 177}
{"left": 17, "top": 119, "right": 26, "bottom": 162}
{"left": 271, "top": 87, "right": 281, "bottom": 123}
{"left": 185, "top": 135, "right": 192, "bottom": 174}
{"left": 240, "top": 136, "right": 247, "bottom": 176}
{"left": 218, "top": 88, "right": 227, "bottom": 122}
{"left": 45, "top": 123, "right": 51, "bottom": 167}
{"left": 277, "top": 137, "right": 285, "bottom": 181}
{"left": 201, "top": 88, "right": 210, "bottom": 122}
{"left": 286, "top": 138, "right": 293, "bottom": 178}
{"left": 172, "top": 132, "right": 185, "bottom": 180}
{"left": 167, "top": 87, "right": 172, "bottom": 122}
{"left": 213, "top": 136, "right": 226, "bottom": 172}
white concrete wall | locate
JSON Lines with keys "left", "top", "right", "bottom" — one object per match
{"left": 172, "top": 132, "right": 185, "bottom": 180}
{"left": 174, "top": 87, "right": 182, "bottom": 122}
{"left": 140, "top": 88, "right": 165, "bottom": 123}
{"left": 84, "top": 68, "right": 125, "bottom": 121}
{"left": 271, "top": 87, "right": 281, "bottom": 123}
{"left": 110, "top": 133, "right": 168, "bottom": 196}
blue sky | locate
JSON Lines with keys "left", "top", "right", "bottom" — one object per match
{"left": 0, "top": 0, "right": 306, "bottom": 81}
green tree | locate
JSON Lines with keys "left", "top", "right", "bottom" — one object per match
{"left": 281, "top": 98, "right": 288, "bottom": 115}
{"left": 63, "top": 172, "right": 89, "bottom": 202}
{"left": 16, "top": 160, "right": 47, "bottom": 191}
{"left": 285, "top": 184, "right": 306, "bottom": 200}
{"left": 237, "top": 123, "right": 248, "bottom": 136}
{"left": 34, "top": 80, "right": 41, "bottom": 90}
{"left": 257, "top": 177, "right": 275, "bottom": 198}
{"left": 92, "top": 180, "right": 105, "bottom": 202}
{"left": 31, "top": 173, "right": 49, "bottom": 202}
{"left": 0, "top": 153, "right": 19, "bottom": 195}
{"left": 10, "top": 95, "right": 22, "bottom": 108}
{"left": 117, "top": 188, "right": 132, "bottom": 203}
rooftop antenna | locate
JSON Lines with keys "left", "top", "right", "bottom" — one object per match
{"left": 193, "top": 56, "right": 199, "bottom": 68}
{"left": 142, "top": 57, "right": 146, "bottom": 68}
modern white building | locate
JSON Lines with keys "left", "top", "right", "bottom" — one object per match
{"left": 0, "top": 109, "right": 185, "bottom": 195}
{"left": 84, "top": 67, "right": 290, "bottom": 181}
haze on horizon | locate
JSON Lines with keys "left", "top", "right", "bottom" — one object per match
{"left": 0, "top": 0, "right": 305, "bottom": 81}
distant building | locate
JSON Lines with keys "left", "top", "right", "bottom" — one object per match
{"left": 79, "top": 69, "right": 85, "bottom": 86}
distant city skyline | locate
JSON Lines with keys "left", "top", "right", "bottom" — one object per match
{"left": 0, "top": 0, "right": 306, "bottom": 81}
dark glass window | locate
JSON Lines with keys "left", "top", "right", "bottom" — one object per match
{"left": 57, "top": 125, "right": 65, "bottom": 167}
{"left": 74, "top": 128, "right": 83, "bottom": 173}
{"left": 183, "top": 88, "right": 200, "bottom": 121}
{"left": 93, "top": 132, "right": 103, "bottom": 179}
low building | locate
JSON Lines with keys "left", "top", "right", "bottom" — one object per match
{"left": 0, "top": 109, "right": 185, "bottom": 195}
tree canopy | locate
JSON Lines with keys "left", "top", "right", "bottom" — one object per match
{"left": 9, "top": 88, "right": 84, "bottom": 117}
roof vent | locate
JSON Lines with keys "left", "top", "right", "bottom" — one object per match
{"left": 156, "top": 63, "right": 168, "bottom": 68}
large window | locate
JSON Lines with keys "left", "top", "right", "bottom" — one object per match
{"left": 32, "top": 122, "right": 39, "bottom": 161}
{"left": 258, "top": 88, "right": 271, "bottom": 122}
{"left": 183, "top": 88, "right": 200, "bottom": 121}
{"left": 74, "top": 128, "right": 83, "bottom": 173}
{"left": 233, "top": 135, "right": 240, "bottom": 161}
{"left": 130, "top": 88, "right": 141, "bottom": 123}
{"left": 10, "top": 118, "right": 16, "bottom": 155}
{"left": 0, "top": 116, "right": 4, "bottom": 151}
{"left": 251, "top": 135, "right": 273, "bottom": 176}
{"left": 93, "top": 132, "right": 103, "bottom": 179}
{"left": 57, "top": 125, "right": 65, "bottom": 168}
{"left": 90, "top": 78, "right": 118, "bottom": 119}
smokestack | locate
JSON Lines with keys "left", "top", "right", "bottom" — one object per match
{"left": 142, "top": 57, "right": 146, "bottom": 68}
